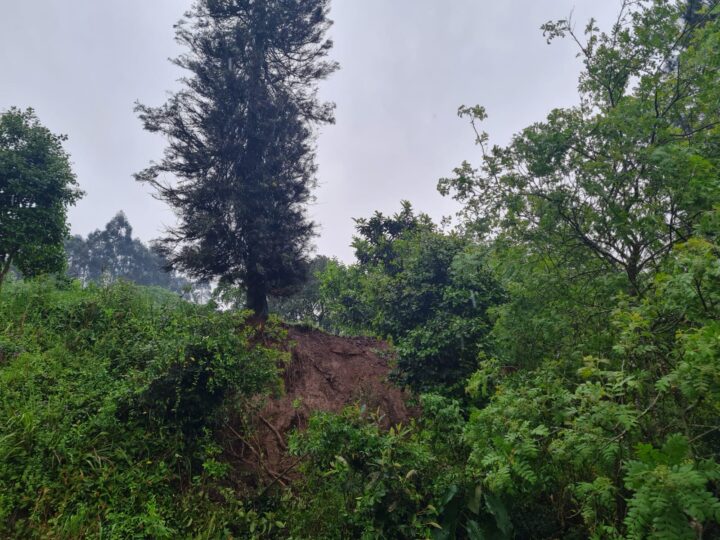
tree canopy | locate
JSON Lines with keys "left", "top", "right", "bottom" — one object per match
{"left": 0, "top": 107, "right": 81, "bottom": 289}
{"left": 439, "top": 0, "right": 720, "bottom": 296}
{"left": 319, "top": 203, "right": 505, "bottom": 395}
{"left": 136, "top": 0, "right": 338, "bottom": 318}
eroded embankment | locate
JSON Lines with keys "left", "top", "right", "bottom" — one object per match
{"left": 222, "top": 325, "right": 413, "bottom": 487}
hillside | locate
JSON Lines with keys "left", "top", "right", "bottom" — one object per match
{"left": 2, "top": 1, "right": 719, "bottom": 537}
{"left": 233, "top": 326, "right": 412, "bottom": 485}
{"left": 0, "top": 279, "right": 411, "bottom": 538}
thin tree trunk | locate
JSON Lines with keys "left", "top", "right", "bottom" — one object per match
{"left": 626, "top": 243, "right": 642, "bottom": 297}
{"left": 0, "top": 251, "right": 16, "bottom": 293}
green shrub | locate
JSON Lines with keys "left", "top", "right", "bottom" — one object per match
{"left": 282, "top": 396, "right": 512, "bottom": 540}
{"left": 0, "top": 279, "right": 283, "bottom": 538}
{"left": 319, "top": 204, "right": 504, "bottom": 397}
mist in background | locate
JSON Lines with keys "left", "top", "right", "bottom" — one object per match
{"left": 0, "top": 0, "right": 621, "bottom": 261}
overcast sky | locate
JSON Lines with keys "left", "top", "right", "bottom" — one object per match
{"left": 0, "top": 0, "right": 622, "bottom": 262}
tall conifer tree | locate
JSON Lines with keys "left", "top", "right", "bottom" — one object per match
{"left": 136, "top": 0, "right": 337, "bottom": 317}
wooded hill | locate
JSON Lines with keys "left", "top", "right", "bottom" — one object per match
{"left": 1, "top": 0, "right": 719, "bottom": 538}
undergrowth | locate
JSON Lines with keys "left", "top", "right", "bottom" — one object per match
{"left": 0, "top": 279, "right": 284, "bottom": 538}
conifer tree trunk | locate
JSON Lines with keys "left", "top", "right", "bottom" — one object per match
{"left": 246, "top": 274, "right": 269, "bottom": 320}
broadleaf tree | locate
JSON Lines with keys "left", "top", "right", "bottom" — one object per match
{"left": 319, "top": 203, "right": 505, "bottom": 396}
{"left": 136, "top": 0, "right": 338, "bottom": 318}
{"left": 439, "top": 0, "right": 720, "bottom": 297}
{"left": 0, "top": 107, "right": 82, "bottom": 290}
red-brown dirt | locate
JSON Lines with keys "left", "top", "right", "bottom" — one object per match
{"left": 223, "top": 325, "right": 413, "bottom": 488}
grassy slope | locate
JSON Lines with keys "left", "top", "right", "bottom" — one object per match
{"left": 0, "top": 279, "right": 284, "bottom": 538}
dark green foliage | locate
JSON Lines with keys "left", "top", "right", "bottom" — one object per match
{"left": 286, "top": 407, "right": 442, "bottom": 539}
{"left": 283, "top": 396, "right": 512, "bottom": 540}
{"left": 280, "top": 396, "right": 519, "bottom": 540}
{"left": 319, "top": 203, "right": 505, "bottom": 396}
{"left": 136, "top": 0, "right": 338, "bottom": 317}
{"left": 0, "top": 279, "right": 283, "bottom": 537}
{"left": 286, "top": 216, "right": 720, "bottom": 538}
{"left": 286, "top": 3, "right": 720, "bottom": 538}
{"left": 2, "top": 1, "right": 719, "bottom": 538}
{"left": 215, "top": 255, "right": 334, "bottom": 326}
{"left": 440, "top": 1, "right": 720, "bottom": 296}
{"left": 0, "top": 107, "right": 82, "bottom": 289}
{"left": 487, "top": 239, "right": 623, "bottom": 370}
{"left": 352, "top": 201, "right": 436, "bottom": 270}
{"left": 457, "top": 223, "right": 720, "bottom": 536}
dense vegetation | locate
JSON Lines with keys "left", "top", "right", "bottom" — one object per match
{"left": 0, "top": 108, "right": 81, "bottom": 289}
{"left": 298, "top": 211, "right": 720, "bottom": 538}
{"left": 286, "top": 2, "right": 720, "bottom": 537}
{"left": 1, "top": 0, "right": 719, "bottom": 538}
{"left": 0, "top": 280, "right": 284, "bottom": 538}
{"left": 318, "top": 202, "right": 505, "bottom": 396}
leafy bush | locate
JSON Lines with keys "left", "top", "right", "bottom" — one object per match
{"left": 458, "top": 224, "right": 720, "bottom": 538}
{"left": 0, "top": 279, "right": 283, "bottom": 538}
{"left": 625, "top": 435, "right": 720, "bottom": 539}
{"left": 283, "top": 396, "right": 512, "bottom": 540}
{"left": 319, "top": 203, "right": 504, "bottom": 396}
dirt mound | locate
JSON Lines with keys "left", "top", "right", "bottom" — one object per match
{"left": 223, "top": 325, "right": 412, "bottom": 488}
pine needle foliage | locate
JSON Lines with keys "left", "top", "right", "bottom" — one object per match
{"left": 136, "top": 0, "right": 338, "bottom": 317}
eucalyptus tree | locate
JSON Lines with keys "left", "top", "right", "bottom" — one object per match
{"left": 66, "top": 212, "right": 201, "bottom": 294}
{"left": 136, "top": 0, "right": 338, "bottom": 318}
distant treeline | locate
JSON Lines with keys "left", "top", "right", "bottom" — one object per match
{"left": 65, "top": 212, "right": 209, "bottom": 300}
{"left": 66, "top": 212, "right": 332, "bottom": 318}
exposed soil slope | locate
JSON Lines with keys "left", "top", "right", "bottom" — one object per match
{"left": 224, "top": 325, "right": 412, "bottom": 487}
